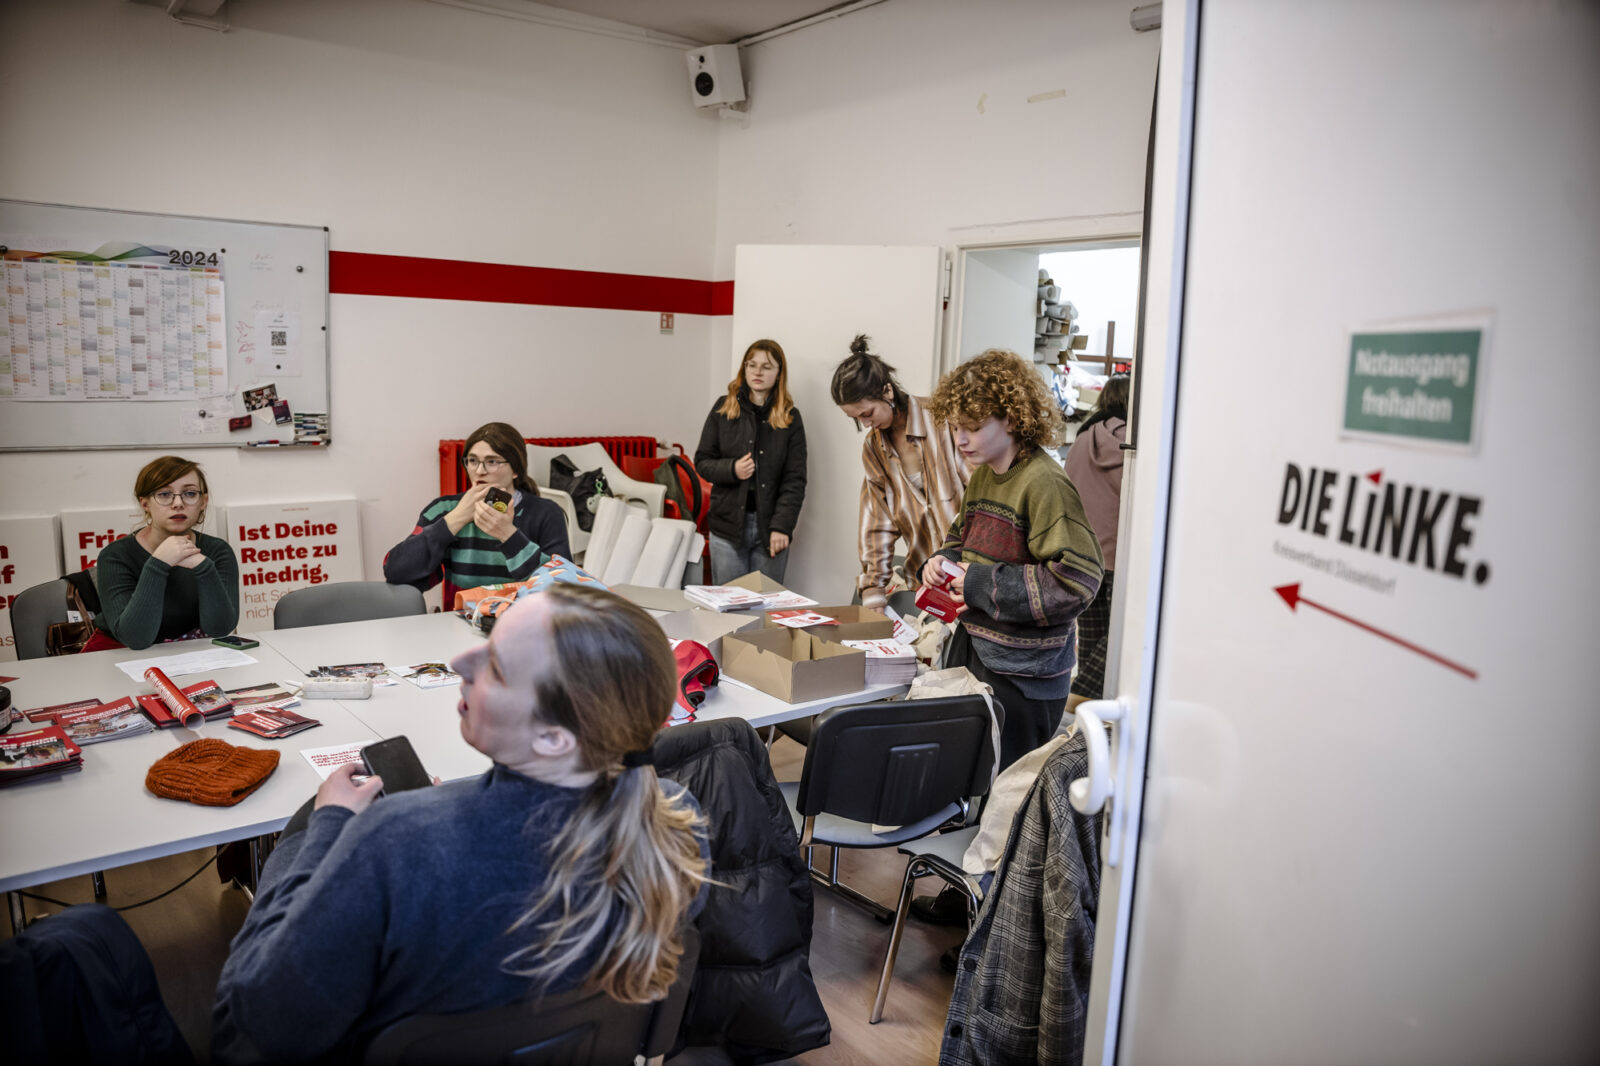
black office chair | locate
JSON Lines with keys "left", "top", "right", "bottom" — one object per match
{"left": 778, "top": 694, "right": 1000, "bottom": 928}
{"left": 363, "top": 927, "right": 699, "bottom": 1065}
{"left": 273, "top": 581, "right": 426, "bottom": 629}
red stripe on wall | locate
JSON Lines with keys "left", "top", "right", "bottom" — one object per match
{"left": 329, "top": 251, "right": 734, "bottom": 316}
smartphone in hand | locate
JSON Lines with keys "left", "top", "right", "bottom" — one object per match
{"left": 213, "top": 635, "right": 260, "bottom": 650}
{"left": 360, "top": 736, "right": 432, "bottom": 797}
{"left": 483, "top": 487, "right": 513, "bottom": 513}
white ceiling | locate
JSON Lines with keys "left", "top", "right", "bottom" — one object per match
{"left": 526, "top": 0, "right": 853, "bottom": 44}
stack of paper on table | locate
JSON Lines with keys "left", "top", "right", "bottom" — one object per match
{"left": 683, "top": 585, "right": 771, "bottom": 612}
{"left": 840, "top": 639, "right": 919, "bottom": 686}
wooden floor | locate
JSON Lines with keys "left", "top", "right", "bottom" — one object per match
{"left": 5, "top": 736, "right": 965, "bottom": 1065}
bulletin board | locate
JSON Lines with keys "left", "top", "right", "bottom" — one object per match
{"left": 0, "top": 199, "right": 329, "bottom": 451}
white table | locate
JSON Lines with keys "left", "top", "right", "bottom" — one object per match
{"left": 253, "top": 613, "right": 491, "bottom": 783}
{"left": 0, "top": 637, "right": 383, "bottom": 895}
{"left": 254, "top": 605, "right": 908, "bottom": 739}
{"left": 0, "top": 605, "right": 906, "bottom": 899}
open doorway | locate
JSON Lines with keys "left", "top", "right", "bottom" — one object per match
{"left": 954, "top": 237, "right": 1141, "bottom": 449}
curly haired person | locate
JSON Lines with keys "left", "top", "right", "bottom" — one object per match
{"left": 924, "top": 349, "right": 1104, "bottom": 771}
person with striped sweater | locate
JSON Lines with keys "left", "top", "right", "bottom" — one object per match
{"left": 923, "top": 350, "right": 1104, "bottom": 771}
{"left": 383, "top": 422, "right": 570, "bottom": 607}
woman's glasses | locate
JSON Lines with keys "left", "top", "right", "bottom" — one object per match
{"left": 151, "top": 489, "right": 203, "bottom": 506}
{"left": 463, "top": 457, "right": 508, "bottom": 471}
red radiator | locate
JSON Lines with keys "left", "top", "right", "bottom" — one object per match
{"left": 437, "top": 436, "right": 660, "bottom": 496}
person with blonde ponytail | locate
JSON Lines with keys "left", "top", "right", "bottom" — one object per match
{"left": 213, "top": 584, "right": 708, "bottom": 1065}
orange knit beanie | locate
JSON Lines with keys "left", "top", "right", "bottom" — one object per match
{"left": 146, "top": 738, "right": 281, "bottom": 807}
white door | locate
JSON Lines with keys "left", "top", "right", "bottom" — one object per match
{"left": 729, "top": 244, "right": 944, "bottom": 599}
{"left": 957, "top": 247, "right": 1040, "bottom": 367}
{"left": 1085, "top": 1, "right": 1600, "bottom": 1061}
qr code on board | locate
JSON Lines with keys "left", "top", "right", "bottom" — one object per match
{"left": 271, "top": 330, "right": 287, "bottom": 346}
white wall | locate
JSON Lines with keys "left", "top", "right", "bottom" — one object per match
{"left": 0, "top": 0, "right": 722, "bottom": 591}
{"left": 2, "top": 0, "right": 1162, "bottom": 612}
{"left": 710, "top": 0, "right": 1159, "bottom": 564}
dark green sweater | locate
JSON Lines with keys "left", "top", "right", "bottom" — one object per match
{"left": 95, "top": 530, "right": 240, "bottom": 650}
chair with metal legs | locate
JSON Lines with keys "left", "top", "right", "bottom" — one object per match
{"left": 778, "top": 694, "right": 1000, "bottom": 924}
{"left": 871, "top": 824, "right": 986, "bottom": 1023}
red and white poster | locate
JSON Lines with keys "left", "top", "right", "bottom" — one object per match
{"left": 226, "top": 500, "right": 362, "bottom": 628}
{"left": 0, "top": 515, "right": 64, "bottom": 662}
{"left": 59, "top": 506, "right": 145, "bottom": 574}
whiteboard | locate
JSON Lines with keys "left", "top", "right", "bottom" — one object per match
{"left": 0, "top": 199, "right": 329, "bottom": 451}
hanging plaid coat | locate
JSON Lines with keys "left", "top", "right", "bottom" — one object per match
{"left": 940, "top": 728, "right": 1102, "bottom": 1066}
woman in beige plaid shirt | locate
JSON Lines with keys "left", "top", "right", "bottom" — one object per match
{"left": 830, "top": 335, "right": 970, "bottom": 609}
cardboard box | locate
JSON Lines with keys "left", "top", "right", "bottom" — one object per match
{"left": 658, "top": 608, "right": 761, "bottom": 662}
{"left": 614, "top": 584, "right": 692, "bottom": 614}
{"left": 727, "top": 571, "right": 790, "bottom": 596}
{"left": 720, "top": 627, "right": 867, "bottom": 703}
{"left": 762, "top": 605, "right": 894, "bottom": 643}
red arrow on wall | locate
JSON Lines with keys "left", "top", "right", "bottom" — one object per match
{"left": 1273, "top": 583, "right": 1478, "bottom": 680}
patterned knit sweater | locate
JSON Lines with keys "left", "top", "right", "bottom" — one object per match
{"left": 935, "top": 448, "right": 1103, "bottom": 692}
{"left": 382, "top": 491, "right": 570, "bottom": 601}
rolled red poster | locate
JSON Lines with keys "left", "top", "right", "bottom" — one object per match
{"left": 145, "top": 667, "right": 203, "bottom": 728}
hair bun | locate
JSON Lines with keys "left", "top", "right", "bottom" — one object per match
{"left": 850, "top": 333, "right": 871, "bottom": 357}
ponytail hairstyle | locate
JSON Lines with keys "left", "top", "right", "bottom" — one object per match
{"left": 718, "top": 339, "right": 796, "bottom": 429}
{"left": 133, "top": 455, "right": 211, "bottom": 529}
{"left": 1078, "top": 373, "right": 1131, "bottom": 434}
{"left": 829, "top": 334, "right": 907, "bottom": 417}
{"left": 464, "top": 421, "right": 540, "bottom": 496}
{"left": 502, "top": 583, "right": 706, "bottom": 1003}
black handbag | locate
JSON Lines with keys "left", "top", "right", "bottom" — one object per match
{"left": 548, "top": 454, "right": 611, "bottom": 532}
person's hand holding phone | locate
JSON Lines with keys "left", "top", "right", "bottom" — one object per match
{"left": 473, "top": 500, "right": 516, "bottom": 543}
{"left": 315, "top": 762, "right": 384, "bottom": 814}
{"left": 445, "top": 484, "right": 491, "bottom": 535}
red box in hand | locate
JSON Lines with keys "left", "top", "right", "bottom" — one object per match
{"left": 915, "top": 584, "right": 963, "bottom": 622}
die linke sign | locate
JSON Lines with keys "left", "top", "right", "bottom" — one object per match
{"left": 1342, "top": 318, "right": 1487, "bottom": 449}
{"left": 228, "top": 500, "right": 363, "bottom": 627}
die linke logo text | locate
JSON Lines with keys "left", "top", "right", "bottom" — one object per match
{"left": 1276, "top": 463, "right": 1489, "bottom": 585}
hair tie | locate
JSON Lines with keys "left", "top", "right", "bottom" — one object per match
{"left": 621, "top": 749, "right": 654, "bottom": 769}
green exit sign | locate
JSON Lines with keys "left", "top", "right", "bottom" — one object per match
{"left": 1342, "top": 324, "right": 1484, "bottom": 448}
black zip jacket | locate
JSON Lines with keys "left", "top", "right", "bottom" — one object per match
{"left": 694, "top": 389, "right": 808, "bottom": 544}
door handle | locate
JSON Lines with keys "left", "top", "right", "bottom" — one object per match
{"left": 1068, "top": 696, "right": 1133, "bottom": 866}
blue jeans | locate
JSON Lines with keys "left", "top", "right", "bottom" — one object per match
{"left": 709, "top": 511, "right": 789, "bottom": 585}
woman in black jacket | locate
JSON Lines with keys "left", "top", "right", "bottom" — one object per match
{"left": 694, "top": 339, "right": 808, "bottom": 584}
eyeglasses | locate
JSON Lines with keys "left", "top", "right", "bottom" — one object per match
{"left": 151, "top": 489, "right": 203, "bottom": 506}
{"left": 463, "top": 457, "right": 508, "bottom": 471}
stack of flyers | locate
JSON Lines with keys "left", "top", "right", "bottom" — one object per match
{"left": 391, "top": 663, "right": 461, "bottom": 689}
{"left": 20, "top": 698, "right": 102, "bottom": 725}
{"left": 0, "top": 727, "right": 84, "bottom": 785}
{"left": 181, "top": 679, "right": 235, "bottom": 720}
{"left": 52, "top": 697, "right": 154, "bottom": 745}
{"left": 229, "top": 708, "right": 322, "bottom": 740}
{"left": 309, "top": 663, "right": 397, "bottom": 687}
{"left": 767, "top": 609, "right": 837, "bottom": 629}
{"left": 840, "top": 639, "right": 920, "bottom": 686}
{"left": 758, "top": 589, "right": 820, "bottom": 611}
{"left": 683, "top": 585, "right": 770, "bottom": 612}
{"left": 224, "top": 682, "right": 303, "bottom": 712}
